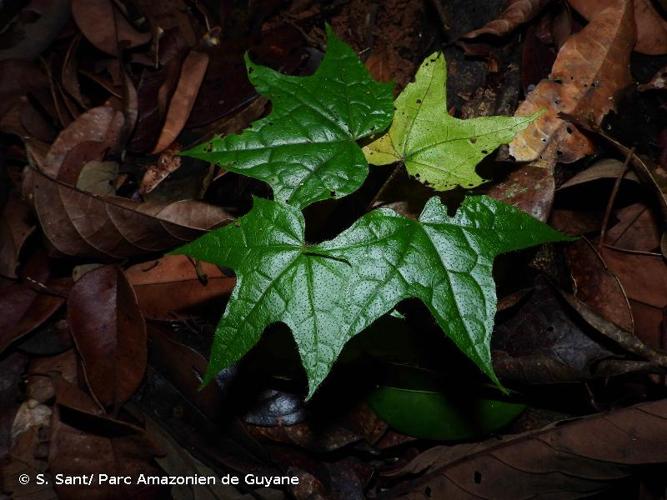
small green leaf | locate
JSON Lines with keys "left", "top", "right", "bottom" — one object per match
{"left": 182, "top": 25, "right": 393, "bottom": 210}
{"left": 173, "top": 195, "right": 569, "bottom": 398}
{"left": 363, "top": 52, "right": 538, "bottom": 191}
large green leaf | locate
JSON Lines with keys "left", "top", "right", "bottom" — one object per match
{"left": 173, "top": 195, "right": 568, "bottom": 397}
{"left": 363, "top": 52, "right": 537, "bottom": 191}
{"left": 182, "top": 26, "right": 393, "bottom": 210}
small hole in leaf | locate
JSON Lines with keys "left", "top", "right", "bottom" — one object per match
{"left": 416, "top": 99, "right": 422, "bottom": 104}
{"left": 469, "top": 137, "right": 477, "bottom": 144}
{"left": 330, "top": 191, "right": 336, "bottom": 197}
{"left": 481, "top": 150, "right": 488, "bottom": 154}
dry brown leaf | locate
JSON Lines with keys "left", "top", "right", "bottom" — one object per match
{"left": 387, "top": 398, "right": 667, "bottom": 499}
{"left": 152, "top": 50, "right": 210, "bottom": 154}
{"left": 600, "top": 247, "right": 667, "bottom": 349}
{"left": 42, "top": 106, "right": 125, "bottom": 179}
{"left": 67, "top": 266, "right": 146, "bottom": 409}
{"left": 639, "top": 64, "right": 667, "bottom": 91}
{"left": 0, "top": 192, "right": 35, "bottom": 278}
{"left": 126, "top": 255, "right": 235, "bottom": 319}
{"left": 31, "top": 170, "right": 233, "bottom": 259}
{"left": 509, "top": 0, "right": 635, "bottom": 163}
{"left": 565, "top": 238, "right": 634, "bottom": 332}
{"left": 569, "top": 0, "right": 667, "bottom": 55}
{"left": 140, "top": 146, "right": 182, "bottom": 195}
{"left": 463, "top": 0, "right": 553, "bottom": 39}
{"left": 72, "top": 0, "right": 152, "bottom": 56}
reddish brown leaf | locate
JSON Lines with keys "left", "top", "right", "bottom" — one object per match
{"left": 140, "top": 146, "right": 182, "bottom": 195}
{"left": 49, "top": 406, "right": 163, "bottom": 500}
{"left": 559, "top": 158, "right": 640, "bottom": 189}
{"left": 463, "top": 0, "right": 552, "bottom": 39}
{"left": 147, "top": 325, "right": 224, "bottom": 420}
{"left": 565, "top": 238, "right": 634, "bottom": 331}
{"left": 485, "top": 144, "right": 556, "bottom": 221}
{"left": 72, "top": 0, "right": 152, "bottom": 56}
{"left": 0, "top": 254, "right": 67, "bottom": 354}
{"left": 606, "top": 203, "right": 662, "bottom": 251}
{"left": 569, "top": 0, "right": 667, "bottom": 55}
{"left": 31, "top": 170, "right": 233, "bottom": 259}
{"left": 510, "top": 0, "right": 635, "bottom": 163}
{"left": 42, "top": 106, "right": 125, "bottom": 179}
{"left": 0, "top": 192, "right": 35, "bottom": 278}
{"left": 126, "top": 255, "right": 235, "bottom": 319}
{"left": 67, "top": 266, "right": 147, "bottom": 408}
{"left": 388, "top": 398, "right": 667, "bottom": 499}
{"left": 152, "top": 50, "right": 210, "bottom": 154}
{"left": 600, "top": 247, "right": 667, "bottom": 349}
{"left": 0, "top": 0, "right": 71, "bottom": 62}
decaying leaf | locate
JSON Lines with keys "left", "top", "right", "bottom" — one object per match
{"left": 509, "top": 0, "right": 635, "bottom": 162}
{"left": 364, "top": 52, "right": 536, "bottom": 191}
{"left": 67, "top": 266, "right": 147, "bottom": 408}
{"left": 463, "top": 0, "right": 553, "bottom": 39}
{"left": 152, "top": 50, "right": 210, "bottom": 154}
{"left": 0, "top": 254, "right": 68, "bottom": 354}
{"left": 569, "top": 0, "right": 667, "bottom": 55}
{"left": 42, "top": 106, "right": 125, "bottom": 179}
{"left": 387, "top": 398, "right": 667, "bottom": 499}
{"left": 126, "top": 255, "right": 235, "bottom": 319}
{"left": 71, "top": 0, "right": 152, "bottom": 56}
{"left": 174, "top": 196, "right": 567, "bottom": 397}
{"left": 0, "top": 193, "right": 35, "bottom": 278}
{"left": 31, "top": 171, "right": 233, "bottom": 259}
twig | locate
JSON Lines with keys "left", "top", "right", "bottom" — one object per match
{"left": 427, "top": 0, "right": 450, "bottom": 32}
{"left": 366, "top": 163, "right": 404, "bottom": 211}
{"left": 599, "top": 146, "right": 634, "bottom": 248}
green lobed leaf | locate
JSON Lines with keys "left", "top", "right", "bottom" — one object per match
{"left": 182, "top": 25, "right": 394, "bottom": 210}
{"left": 173, "top": 196, "right": 569, "bottom": 398}
{"left": 363, "top": 52, "right": 538, "bottom": 191}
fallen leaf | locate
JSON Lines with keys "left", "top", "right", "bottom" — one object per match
{"left": 559, "top": 158, "right": 640, "bottom": 189}
{"left": 638, "top": 64, "right": 667, "bottom": 91}
{"left": 509, "top": 0, "right": 635, "bottom": 163}
{"left": 31, "top": 170, "right": 233, "bottom": 259}
{"left": 125, "top": 255, "right": 235, "bottom": 319}
{"left": 387, "top": 398, "right": 667, "bottom": 499}
{"left": 0, "top": 253, "right": 67, "bottom": 354}
{"left": 0, "top": 192, "right": 35, "bottom": 278}
{"left": 493, "top": 279, "right": 626, "bottom": 384}
{"left": 606, "top": 203, "right": 662, "bottom": 251}
{"left": 485, "top": 145, "right": 556, "bottom": 221}
{"left": 147, "top": 325, "right": 225, "bottom": 420}
{"left": 364, "top": 52, "right": 536, "bottom": 191}
{"left": 463, "top": 0, "right": 553, "bottom": 39}
{"left": 67, "top": 266, "right": 147, "bottom": 409}
{"left": 569, "top": 0, "right": 667, "bottom": 55}
{"left": 42, "top": 106, "right": 125, "bottom": 179}
{"left": 75, "top": 160, "right": 118, "bottom": 196}
{"left": 152, "top": 50, "right": 210, "bottom": 154}
{"left": 565, "top": 238, "right": 634, "bottom": 331}
{"left": 0, "top": 0, "right": 71, "bottom": 62}
{"left": 49, "top": 403, "right": 163, "bottom": 499}
{"left": 72, "top": 0, "right": 152, "bottom": 56}
{"left": 140, "top": 147, "right": 182, "bottom": 194}
{"left": 600, "top": 246, "right": 667, "bottom": 349}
